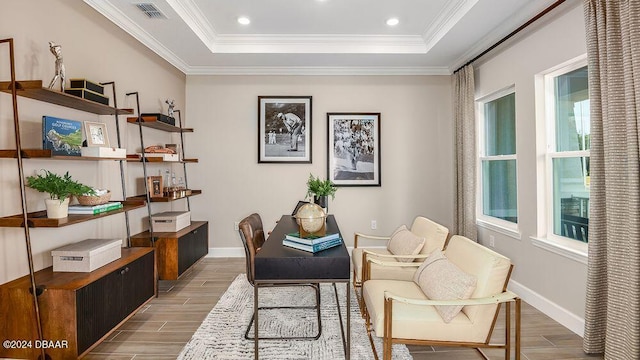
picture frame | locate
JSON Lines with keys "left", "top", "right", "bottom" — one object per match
{"left": 84, "top": 121, "right": 110, "bottom": 147}
{"left": 258, "top": 96, "right": 312, "bottom": 163}
{"left": 327, "top": 112, "right": 381, "bottom": 186}
{"left": 146, "top": 176, "right": 163, "bottom": 198}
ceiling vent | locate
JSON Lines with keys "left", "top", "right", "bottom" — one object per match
{"left": 135, "top": 3, "right": 167, "bottom": 19}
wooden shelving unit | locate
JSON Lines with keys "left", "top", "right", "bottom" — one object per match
{"left": 0, "top": 37, "right": 153, "bottom": 360}
{"left": 127, "top": 103, "right": 208, "bottom": 280}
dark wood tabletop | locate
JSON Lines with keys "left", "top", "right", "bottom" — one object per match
{"left": 254, "top": 215, "right": 350, "bottom": 281}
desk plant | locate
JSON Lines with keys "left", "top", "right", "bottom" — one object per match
{"left": 26, "top": 170, "right": 94, "bottom": 218}
{"left": 306, "top": 173, "right": 337, "bottom": 210}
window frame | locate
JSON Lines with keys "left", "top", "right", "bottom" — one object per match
{"left": 476, "top": 85, "right": 519, "bottom": 234}
{"left": 537, "top": 55, "right": 589, "bottom": 256}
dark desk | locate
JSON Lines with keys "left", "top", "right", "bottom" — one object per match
{"left": 254, "top": 215, "right": 351, "bottom": 359}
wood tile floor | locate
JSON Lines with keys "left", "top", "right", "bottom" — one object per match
{"left": 86, "top": 258, "right": 604, "bottom": 360}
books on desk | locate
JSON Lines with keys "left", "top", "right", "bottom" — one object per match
{"left": 285, "top": 232, "right": 341, "bottom": 245}
{"left": 67, "top": 201, "right": 123, "bottom": 215}
{"left": 283, "top": 232, "right": 343, "bottom": 253}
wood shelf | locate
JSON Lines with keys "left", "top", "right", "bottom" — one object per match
{"left": 0, "top": 200, "right": 146, "bottom": 228}
{"left": 125, "top": 156, "right": 198, "bottom": 163}
{"left": 126, "top": 190, "right": 202, "bottom": 203}
{"left": 0, "top": 148, "right": 126, "bottom": 161}
{"left": 127, "top": 116, "right": 194, "bottom": 133}
{"left": 0, "top": 80, "right": 133, "bottom": 115}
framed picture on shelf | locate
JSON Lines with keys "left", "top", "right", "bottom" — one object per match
{"left": 146, "top": 176, "right": 163, "bottom": 198}
{"left": 327, "top": 112, "right": 381, "bottom": 186}
{"left": 84, "top": 121, "right": 110, "bottom": 147}
{"left": 258, "top": 96, "right": 312, "bottom": 163}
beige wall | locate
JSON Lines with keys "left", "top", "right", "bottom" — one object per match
{"left": 0, "top": 0, "right": 185, "bottom": 284}
{"left": 474, "top": 1, "right": 588, "bottom": 334}
{"left": 185, "top": 75, "right": 455, "bottom": 252}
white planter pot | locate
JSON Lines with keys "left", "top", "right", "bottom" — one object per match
{"left": 45, "top": 198, "right": 70, "bottom": 219}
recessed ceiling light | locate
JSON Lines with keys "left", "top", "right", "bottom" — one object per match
{"left": 386, "top": 18, "right": 399, "bottom": 26}
{"left": 237, "top": 16, "right": 250, "bottom": 25}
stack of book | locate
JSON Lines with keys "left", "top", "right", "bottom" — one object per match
{"left": 282, "top": 232, "right": 342, "bottom": 253}
{"left": 67, "top": 201, "right": 123, "bottom": 215}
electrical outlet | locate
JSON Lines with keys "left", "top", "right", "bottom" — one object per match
{"left": 234, "top": 221, "right": 240, "bottom": 231}
{"left": 371, "top": 220, "right": 377, "bottom": 230}
{"left": 489, "top": 235, "right": 495, "bottom": 248}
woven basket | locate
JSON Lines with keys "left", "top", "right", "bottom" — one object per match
{"left": 76, "top": 191, "right": 111, "bottom": 206}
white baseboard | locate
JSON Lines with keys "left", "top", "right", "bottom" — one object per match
{"left": 207, "top": 247, "right": 244, "bottom": 257}
{"left": 204, "top": 247, "right": 585, "bottom": 336}
{"left": 508, "top": 279, "right": 585, "bottom": 337}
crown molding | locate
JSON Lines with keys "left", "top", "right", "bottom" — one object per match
{"left": 83, "top": 0, "right": 190, "bottom": 73}
{"left": 184, "top": 65, "right": 451, "bottom": 76}
{"left": 166, "top": 0, "right": 217, "bottom": 52}
{"left": 422, "top": 0, "right": 479, "bottom": 53}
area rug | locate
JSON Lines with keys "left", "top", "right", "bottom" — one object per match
{"left": 177, "top": 274, "right": 412, "bottom": 359}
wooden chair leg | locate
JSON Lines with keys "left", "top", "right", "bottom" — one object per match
{"left": 506, "top": 302, "right": 511, "bottom": 360}
{"left": 383, "top": 297, "right": 393, "bottom": 360}
{"left": 515, "top": 298, "right": 521, "bottom": 360}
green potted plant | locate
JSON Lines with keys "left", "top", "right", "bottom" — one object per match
{"left": 26, "top": 170, "right": 95, "bottom": 218}
{"left": 305, "top": 173, "right": 337, "bottom": 210}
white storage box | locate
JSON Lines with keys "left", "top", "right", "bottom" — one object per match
{"left": 52, "top": 238, "right": 122, "bottom": 272}
{"left": 81, "top": 147, "right": 126, "bottom": 158}
{"left": 151, "top": 211, "right": 191, "bottom": 232}
{"left": 138, "top": 153, "right": 179, "bottom": 161}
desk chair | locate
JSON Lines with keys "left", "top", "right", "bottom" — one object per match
{"left": 238, "top": 213, "right": 322, "bottom": 340}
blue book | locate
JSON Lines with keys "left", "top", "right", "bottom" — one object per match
{"left": 285, "top": 232, "right": 341, "bottom": 245}
{"left": 42, "top": 116, "right": 83, "bottom": 156}
{"left": 282, "top": 237, "right": 343, "bottom": 253}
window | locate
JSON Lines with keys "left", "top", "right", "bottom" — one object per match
{"left": 477, "top": 88, "right": 518, "bottom": 228}
{"left": 544, "top": 61, "right": 590, "bottom": 243}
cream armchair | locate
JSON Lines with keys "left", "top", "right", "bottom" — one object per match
{"left": 352, "top": 217, "right": 449, "bottom": 310}
{"left": 362, "top": 235, "right": 521, "bottom": 360}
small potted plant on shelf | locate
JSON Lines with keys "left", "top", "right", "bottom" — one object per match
{"left": 305, "top": 173, "right": 337, "bottom": 210}
{"left": 26, "top": 170, "right": 95, "bottom": 219}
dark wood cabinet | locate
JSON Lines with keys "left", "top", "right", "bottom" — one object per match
{"left": 0, "top": 248, "right": 155, "bottom": 359}
{"left": 131, "top": 221, "right": 208, "bottom": 280}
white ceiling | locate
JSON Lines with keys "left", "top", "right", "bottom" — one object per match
{"left": 84, "top": 0, "right": 558, "bottom": 75}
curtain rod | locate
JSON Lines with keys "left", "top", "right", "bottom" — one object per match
{"left": 454, "top": 0, "right": 567, "bottom": 73}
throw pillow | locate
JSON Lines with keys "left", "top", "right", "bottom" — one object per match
{"left": 386, "top": 225, "right": 425, "bottom": 263}
{"left": 414, "top": 249, "right": 477, "bottom": 323}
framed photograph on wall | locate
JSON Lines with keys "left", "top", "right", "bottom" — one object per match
{"left": 327, "top": 113, "right": 381, "bottom": 186}
{"left": 146, "top": 176, "right": 163, "bottom": 198}
{"left": 258, "top": 96, "right": 312, "bottom": 163}
{"left": 84, "top": 121, "right": 110, "bottom": 147}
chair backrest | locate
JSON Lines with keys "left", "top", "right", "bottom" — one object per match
{"left": 238, "top": 213, "right": 266, "bottom": 285}
{"left": 410, "top": 217, "right": 449, "bottom": 256}
{"left": 444, "top": 235, "right": 512, "bottom": 331}
{"left": 291, "top": 201, "right": 310, "bottom": 216}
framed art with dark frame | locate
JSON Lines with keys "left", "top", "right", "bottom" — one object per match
{"left": 84, "top": 121, "right": 110, "bottom": 147}
{"left": 327, "top": 112, "right": 381, "bottom": 186}
{"left": 258, "top": 96, "right": 312, "bottom": 163}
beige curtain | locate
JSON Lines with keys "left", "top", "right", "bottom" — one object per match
{"left": 453, "top": 65, "right": 477, "bottom": 241}
{"left": 583, "top": 1, "right": 640, "bottom": 359}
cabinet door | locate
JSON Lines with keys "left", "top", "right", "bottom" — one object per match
{"left": 177, "top": 224, "right": 208, "bottom": 276}
{"left": 76, "top": 270, "right": 124, "bottom": 354}
{"left": 122, "top": 250, "right": 155, "bottom": 315}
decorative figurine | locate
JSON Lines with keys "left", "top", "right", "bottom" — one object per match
{"left": 165, "top": 99, "right": 175, "bottom": 118}
{"left": 47, "top": 41, "right": 65, "bottom": 92}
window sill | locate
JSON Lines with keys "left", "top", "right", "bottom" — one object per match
{"left": 530, "top": 236, "right": 588, "bottom": 265}
{"left": 476, "top": 219, "right": 521, "bottom": 240}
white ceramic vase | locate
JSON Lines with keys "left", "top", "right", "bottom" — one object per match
{"left": 45, "top": 198, "right": 70, "bottom": 219}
